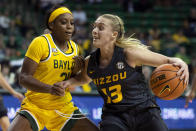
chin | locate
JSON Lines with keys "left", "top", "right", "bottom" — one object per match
{"left": 64, "top": 36, "right": 72, "bottom": 40}
{"left": 93, "top": 41, "right": 100, "bottom": 48}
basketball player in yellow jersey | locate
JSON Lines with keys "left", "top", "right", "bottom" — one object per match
{"left": 8, "top": 5, "right": 99, "bottom": 131}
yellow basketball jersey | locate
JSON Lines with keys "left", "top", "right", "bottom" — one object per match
{"left": 24, "top": 33, "right": 79, "bottom": 110}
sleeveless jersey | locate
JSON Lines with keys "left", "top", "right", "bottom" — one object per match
{"left": 24, "top": 33, "right": 79, "bottom": 110}
{"left": 87, "top": 46, "right": 155, "bottom": 112}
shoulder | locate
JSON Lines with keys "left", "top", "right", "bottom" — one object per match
{"left": 124, "top": 47, "right": 150, "bottom": 66}
{"left": 30, "top": 36, "right": 47, "bottom": 47}
{"left": 32, "top": 35, "right": 47, "bottom": 42}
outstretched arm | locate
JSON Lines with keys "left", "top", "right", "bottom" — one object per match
{"left": 0, "top": 72, "right": 24, "bottom": 102}
{"left": 185, "top": 74, "right": 196, "bottom": 108}
{"left": 125, "top": 47, "right": 189, "bottom": 84}
{"left": 54, "top": 56, "right": 92, "bottom": 89}
{"left": 20, "top": 57, "right": 65, "bottom": 96}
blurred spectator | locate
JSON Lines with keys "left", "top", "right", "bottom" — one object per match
{"left": 0, "top": 60, "right": 15, "bottom": 85}
{"left": 39, "top": 0, "right": 64, "bottom": 11}
{"left": 5, "top": 35, "right": 21, "bottom": 59}
{"left": 121, "top": 0, "right": 134, "bottom": 13}
{"left": 73, "top": 5, "right": 87, "bottom": 27}
{"left": 0, "top": 10, "right": 10, "bottom": 35}
{"left": 134, "top": 0, "right": 153, "bottom": 12}
{"left": 14, "top": 13, "right": 23, "bottom": 28}
{"left": 148, "top": 25, "right": 161, "bottom": 40}
{"left": 138, "top": 32, "right": 148, "bottom": 45}
{"left": 174, "top": 45, "right": 191, "bottom": 65}
{"left": 21, "top": 30, "right": 35, "bottom": 53}
{"left": 0, "top": 33, "right": 6, "bottom": 60}
{"left": 172, "top": 29, "right": 190, "bottom": 45}
{"left": 187, "top": 8, "right": 196, "bottom": 37}
{"left": 161, "top": 32, "right": 178, "bottom": 56}
{"left": 148, "top": 25, "right": 161, "bottom": 52}
{"left": 149, "top": 34, "right": 161, "bottom": 52}
{"left": 7, "top": 20, "right": 21, "bottom": 36}
{"left": 182, "top": 19, "right": 193, "bottom": 37}
{"left": 88, "top": 0, "right": 102, "bottom": 4}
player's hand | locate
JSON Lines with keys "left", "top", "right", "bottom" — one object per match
{"left": 50, "top": 84, "right": 65, "bottom": 96}
{"left": 13, "top": 92, "right": 24, "bottom": 102}
{"left": 185, "top": 91, "right": 195, "bottom": 108}
{"left": 54, "top": 81, "right": 71, "bottom": 90}
{"left": 172, "top": 59, "right": 189, "bottom": 85}
{"left": 72, "top": 56, "right": 85, "bottom": 75}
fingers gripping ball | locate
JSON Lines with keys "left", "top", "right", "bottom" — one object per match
{"left": 150, "top": 64, "right": 187, "bottom": 100}
{"left": 72, "top": 56, "right": 85, "bottom": 75}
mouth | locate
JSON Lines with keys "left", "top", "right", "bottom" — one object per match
{"left": 65, "top": 32, "right": 72, "bottom": 36}
{"left": 93, "top": 36, "right": 99, "bottom": 41}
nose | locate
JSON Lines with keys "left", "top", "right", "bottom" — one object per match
{"left": 66, "top": 22, "right": 72, "bottom": 29}
{"left": 92, "top": 28, "right": 97, "bottom": 35}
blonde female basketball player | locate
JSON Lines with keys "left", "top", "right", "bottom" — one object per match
{"left": 55, "top": 14, "right": 189, "bottom": 131}
{"left": 8, "top": 5, "right": 98, "bottom": 131}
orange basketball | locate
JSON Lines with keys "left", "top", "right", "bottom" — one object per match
{"left": 150, "top": 64, "right": 187, "bottom": 100}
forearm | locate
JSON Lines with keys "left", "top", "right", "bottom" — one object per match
{"left": 0, "top": 73, "right": 16, "bottom": 95}
{"left": 191, "top": 75, "right": 196, "bottom": 92}
{"left": 19, "top": 74, "right": 51, "bottom": 93}
{"left": 167, "top": 57, "right": 184, "bottom": 64}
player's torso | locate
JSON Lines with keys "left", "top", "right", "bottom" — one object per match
{"left": 34, "top": 34, "right": 77, "bottom": 85}
{"left": 87, "top": 46, "right": 152, "bottom": 111}
{"left": 25, "top": 34, "right": 78, "bottom": 109}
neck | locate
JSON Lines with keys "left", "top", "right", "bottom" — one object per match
{"left": 51, "top": 33, "right": 68, "bottom": 51}
{"left": 99, "top": 44, "right": 115, "bottom": 68}
{"left": 100, "top": 45, "right": 115, "bottom": 59}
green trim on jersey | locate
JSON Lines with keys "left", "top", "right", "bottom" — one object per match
{"left": 61, "top": 109, "right": 83, "bottom": 131}
{"left": 19, "top": 110, "right": 39, "bottom": 131}
{"left": 40, "top": 35, "right": 51, "bottom": 62}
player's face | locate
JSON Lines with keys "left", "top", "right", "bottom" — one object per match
{"left": 52, "top": 13, "right": 74, "bottom": 41}
{"left": 92, "top": 17, "right": 115, "bottom": 48}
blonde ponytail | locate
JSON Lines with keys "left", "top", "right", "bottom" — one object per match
{"left": 116, "top": 35, "right": 148, "bottom": 49}
{"left": 101, "top": 14, "right": 148, "bottom": 49}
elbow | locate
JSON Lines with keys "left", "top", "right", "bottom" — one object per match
{"left": 19, "top": 73, "right": 26, "bottom": 86}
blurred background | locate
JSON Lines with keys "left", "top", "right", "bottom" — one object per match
{"left": 0, "top": 0, "right": 196, "bottom": 130}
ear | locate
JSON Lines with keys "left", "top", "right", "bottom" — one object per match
{"left": 48, "top": 22, "right": 54, "bottom": 30}
{"left": 112, "top": 31, "right": 118, "bottom": 38}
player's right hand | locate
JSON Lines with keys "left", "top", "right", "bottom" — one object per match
{"left": 185, "top": 91, "right": 195, "bottom": 108}
{"left": 13, "top": 92, "right": 24, "bottom": 102}
{"left": 50, "top": 85, "right": 65, "bottom": 96}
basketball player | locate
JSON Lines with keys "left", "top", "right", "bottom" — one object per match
{"left": 185, "top": 74, "right": 196, "bottom": 108}
{"left": 0, "top": 70, "right": 24, "bottom": 131}
{"left": 55, "top": 14, "right": 189, "bottom": 131}
{"left": 8, "top": 5, "right": 98, "bottom": 131}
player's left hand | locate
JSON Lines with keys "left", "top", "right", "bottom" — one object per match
{"left": 54, "top": 80, "right": 74, "bottom": 91}
{"left": 172, "top": 58, "right": 189, "bottom": 85}
{"left": 72, "top": 56, "right": 85, "bottom": 75}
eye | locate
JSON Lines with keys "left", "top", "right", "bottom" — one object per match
{"left": 98, "top": 25, "right": 104, "bottom": 31}
{"left": 61, "top": 20, "right": 67, "bottom": 24}
{"left": 91, "top": 23, "right": 95, "bottom": 29}
{"left": 71, "top": 21, "right": 74, "bottom": 25}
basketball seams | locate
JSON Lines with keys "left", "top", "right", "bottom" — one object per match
{"left": 159, "top": 79, "right": 183, "bottom": 100}
{"left": 151, "top": 70, "right": 178, "bottom": 76}
{"left": 151, "top": 76, "right": 177, "bottom": 90}
{"left": 150, "top": 64, "right": 185, "bottom": 100}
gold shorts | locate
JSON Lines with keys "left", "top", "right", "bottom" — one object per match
{"left": 18, "top": 99, "right": 82, "bottom": 131}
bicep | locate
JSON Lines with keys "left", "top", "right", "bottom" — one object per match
{"left": 126, "top": 48, "right": 169, "bottom": 67}
{"left": 21, "top": 57, "right": 38, "bottom": 76}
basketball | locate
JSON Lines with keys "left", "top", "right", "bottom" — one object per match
{"left": 150, "top": 64, "right": 187, "bottom": 100}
